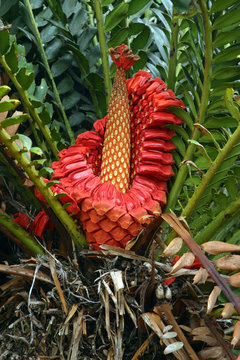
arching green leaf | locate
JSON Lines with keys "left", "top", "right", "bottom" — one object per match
{"left": 108, "top": 28, "right": 129, "bottom": 48}
{"left": 0, "top": 0, "right": 17, "bottom": 16}
{"left": 224, "top": 88, "right": 240, "bottom": 120}
{"left": 128, "top": 0, "right": 151, "bottom": 15}
{"left": 5, "top": 41, "right": 18, "bottom": 73}
{"left": 210, "top": 0, "right": 238, "bottom": 13}
{"left": 30, "top": 147, "right": 44, "bottom": 156}
{"left": 0, "top": 115, "right": 28, "bottom": 129}
{"left": 51, "top": 55, "right": 72, "bottom": 77}
{"left": 47, "top": 180, "right": 60, "bottom": 187}
{"left": 0, "top": 86, "right": 11, "bottom": 100}
{"left": 16, "top": 67, "right": 34, "bottom": 90}
{"left": 104, "top": 3, "right": 129, "bottom": 32}
{"left": 102, "top": 0, "right": 114, "bottom": 6}
{"left": 0, "top": 99, "right": 20, "bottom": 112}
{"left": 0, "top": 29, "right": 10, "bottom": 55}
{"left": 212, "top": 8, "right": 240, "bottom": 30}
{"left": 213, "top": 28, "right": 240, "bottom": 48}
{"left": 172, "top": 136, "right": 186, "bottom": 157}
{"left": 213, "top": 46, "right": 240, "bottom": 63}
{"left": 133, "top": 51, "right": 147, "bottom": 72}
{"left": 167, "top": 106, "right": 194, "bottom": 131}
{"left": 205, "top": 116, "right": 238, "bottom": 129}
{"left": 30, "top": 159, "right": 46, "bottom": 166}
{"left": 131, "top": 26, "right": 150, "bottom": 52}
{"left": 129, "top": 22, "right": 145, "bottom": 35}
{"left": 213, "top": 66, "right": 240, "bottom": 80}
{"left": 13, "top": 134, "right": 32, "bottom": 151}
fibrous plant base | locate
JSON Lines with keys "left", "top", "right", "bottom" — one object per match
{"left": 0, "top": 249, "right": 236, "bottom": 360}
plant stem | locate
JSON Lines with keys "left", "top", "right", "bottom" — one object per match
{"left": 0, "top": 211, "right": 44, "bottom": 255}
{"left": 0, "top": 55, "right": 59, "bottom": 159}
{"left": 167, "top": 12, "right": 179, "bottom": 91}
{"left": 0, "top": 127, "right": 88, "bottom": 248}
{"left": 86, "top": 0, "right": 99, "bottom": 48}
{"left": 195, "top": 198, "right": 240, "bottom": 245}
{"left": 166, "top": 0, "right": 212, "bottom": 212}
{"left": 24, "top": 0, "right": 75, "bottom": 145}
{"left": 95, "top": 0, "right": 112, "bottom": 106}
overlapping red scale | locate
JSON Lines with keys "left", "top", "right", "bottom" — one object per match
{"left": 31, "top": 60, "right": 184, "bottom": 250}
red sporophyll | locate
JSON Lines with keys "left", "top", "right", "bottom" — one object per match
{"left": 18, "top": 45, "right": 185, "bottom": 250}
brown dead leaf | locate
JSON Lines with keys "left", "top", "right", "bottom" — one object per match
{"left": 168, "top": 252, "right": 195, "bottom": 275}
{"left": 141, "top": 312, "right": 188, "bottom": 360}
{"left": 131, "top": 333, "right": 155, "bottom": 360}
{"left": 231, "top": 320, "right": 240, "bottom": 347}
{"left": 221, "top": 303, "right": 235, "bottom": 319}
{"left": 0, "top": 96, "right": 22, "bottom": 136}
{"left": 64, "top": 304, "right": 78, "bottom": 325}
{"left": 49, "top": 258, "right": 68, "bottom": 315}
{"left": 192, "top": 335, "right": 217, "bottom": 346}
{"left": 0, "top": 264, "right": 53, "bottom": 284}
{"left": 141, "top": 312, "right": 163, "bottom": 338}
{"left": 161, "top": 213, "right": 240, "bottom": 315}
{"left": 6, "top": 110, "right": 22, "bottom": 136}
{"left": 215, "top": 255, "right": 240, "bottom": 271}
{"left": 230, "top": 273, "right": 240, "bottom": 288}
{"left": 161, "top": 237, "right": 183, "bottom": 257}
{"left": 201, "top": 241, "right": 240, "bottom": 255}
{"left": 192, "top": 267, "right": 208, "bottom": 285}
{"left": 203, "top": 315, "right": 236, "bottom": 360}
{"left": 155, "top": 304, "right": 199, "bottom": 360}
{"left": 207, "top": 286, "right": 221, "bottom": 315}
{"left": 23, "top": 178, "right": 34, "bottom": 187}
{"left": 198, "top": 346, "right": 223, "bottom": 359}
{"left": 68, "top": 309, "right": 84, "bottom": 360}
{"left": 178, "top": 216, "right": 191, "bottom": 232}
{"left": 191, "top": 327, "right": 212, "bottom": 337}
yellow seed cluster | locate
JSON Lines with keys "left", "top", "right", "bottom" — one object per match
{"left": 100, "top": 68, "right": 131, "bottom": 193}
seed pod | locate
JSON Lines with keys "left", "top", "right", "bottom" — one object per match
{"left": 163, "top": 342, "right": 184, "bottom": 355}
{"left": 161, "top": 237, "right": 183, "bottom": 257}
{"left": 207, "top": 286, "right": 221, "bottom": 314}
{"left": 165, "top": 286, "right": 172, "bottom": 300}
{"left": 193, "top": 267, "right": 208, "bottom": 285}
{"left": 201, "top": 241, "right": 240, "bottom": 255}
{"left": 143, "top": 262, "right": 152, "bottom": 272}
{"left": 230, "top": 273, "right": 240, "bottom": 288}
{"left": 221, "top": 303, "right": 234, "bottom": 319}
{"left": 162, "top": 331, "right": 177, "bottom": 339}
{"left": 231, "top": 320, "right": 240, "bottom": 347}
{"left": 169, "top": 252, "right": 195, "bottom": 274}
{"left": 163, "top": 325, "right": 173, "bottom": 333}
{"left": 155, "top": 284, "right": 164, "bottom": 299}
{"left": 215, "top": 255, "right": 240, "bottom": 271}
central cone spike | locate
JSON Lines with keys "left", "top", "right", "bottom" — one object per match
{"left": 100, "top": 45, "right": 140, "bottom": 193}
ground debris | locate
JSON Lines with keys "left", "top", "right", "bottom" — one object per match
{"left": 0, "top": 249, "right": 236, "bottom": 359}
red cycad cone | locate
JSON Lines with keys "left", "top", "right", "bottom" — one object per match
{"left": 39, "top": 45, "right": 185, "bottom": 250}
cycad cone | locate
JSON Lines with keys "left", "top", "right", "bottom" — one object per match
{"left": 50, "top": 44, "right": 185, "bottom": 250}
{"left": 100, "top": 67, "right": 131, "bottom": 193}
